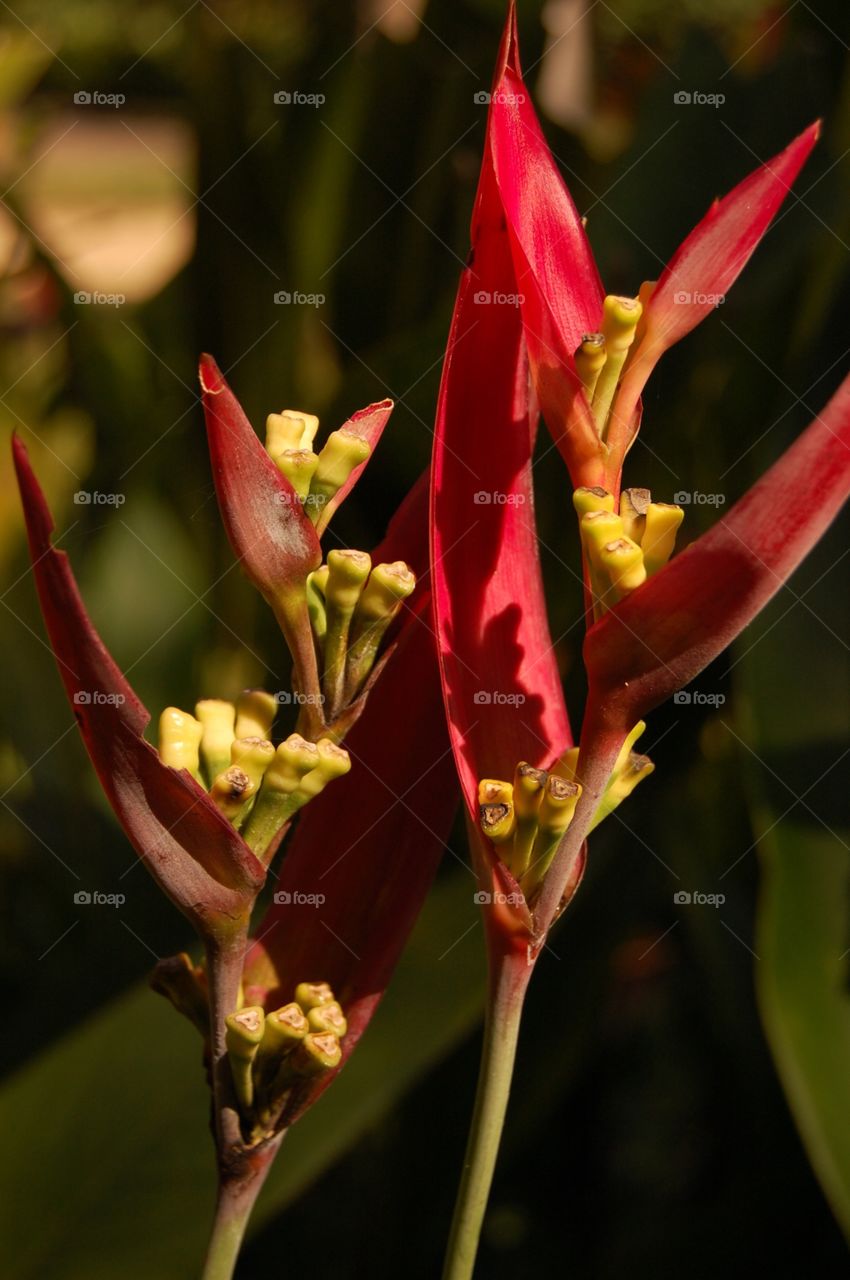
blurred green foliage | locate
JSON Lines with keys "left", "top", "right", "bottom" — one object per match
{"left": 1, "top": 0, "right": 849, "bottom": 1276}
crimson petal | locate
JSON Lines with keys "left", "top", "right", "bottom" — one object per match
{"left": 199, "top": 354, "right": 321, "bottom": 598}
{"left": 487, "top": 8, "right": 606, "bottom": 486}
{"left": 12, "top": 436, "right": 265, "bottom": 930}
{"left": 645, "top": 122, "right": 819, "bottom": 355}
{"left": 585, "top": 370, "right": 850, "bottom": 725}
{"left": 431, "top": 149, "right": 572, "bottom": 816}
{"left": 607, "top": 123, "right": 820, "bottom": 467}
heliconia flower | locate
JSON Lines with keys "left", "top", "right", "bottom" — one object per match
{"left": 240, "top": 473, "right": 458, "bottom": 1119}
{"left": 199, "top": 355, "right": 396, "bottom": 742}
{"left": 531, "top": 367, "right": 850, "bottom": 937}
{"left": 11, "top": 435, "right": 266, "bottom": 939}
{"left": 430, "top": 116, "right": 576, "bottom": 953}
{"left": 485, "top": 5, "right": 819, "bottom": 494}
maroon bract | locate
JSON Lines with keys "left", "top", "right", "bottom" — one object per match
{"left": 12, "top": 435, "right": 265, "bottom": 939}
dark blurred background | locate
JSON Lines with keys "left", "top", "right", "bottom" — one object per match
{"left": 1, "top": 1, "right": 849, "bottom": 1276}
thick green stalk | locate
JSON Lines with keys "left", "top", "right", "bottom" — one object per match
{"left": 201, "top": 1134, "right": 284, "bottom": 1280}
{"left": 442, "top": 950, "right": 533, "bottom": 1280}
{"left": 202, "top": 923, "right": 283, "bottom": 1280}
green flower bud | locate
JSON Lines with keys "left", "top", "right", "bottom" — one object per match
{"left": 308, "top": 429, "right": 371, "bottom": 515}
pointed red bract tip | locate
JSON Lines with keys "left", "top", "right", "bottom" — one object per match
{"left": 495, "top": 0, "right": 520, "bottom": 82}
{"left": 198, "top": 352, "right": 224, "bottom": 395}
{"left": 645, "top": 120, "right": 820, "bottom": 357}
{"left": 12, "top": 433, "right": 54, "bottom": 552}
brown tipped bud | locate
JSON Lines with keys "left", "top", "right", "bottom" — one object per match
{"left": 210, "top": 766, "right": 255, "bottom": 819}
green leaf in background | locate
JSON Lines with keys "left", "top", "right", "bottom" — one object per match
{"left": 742, "top": 527, "right": 850, "bottom": 1242}
{"left": 0, "top": 870, "right": 485, "bottom": 1280}
{"left": 757, "top": 819, "right": 850, "bottom": 1240}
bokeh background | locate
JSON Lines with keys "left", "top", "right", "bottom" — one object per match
{"left": 1, "top": 1, "right": 849, "bottom": 1276}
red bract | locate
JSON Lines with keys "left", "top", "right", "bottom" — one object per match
{"left": 243, "top": 476, "right": 457, "bottom": 1115}
{"left": 430, "top": 125, "right": 573, "bottom": 947}
{"left": 12, "top": 435, "right": 265, "bottom": 938}
{"left": 486, "top": 8, "right": 818, "bottom": 493}
{"left": 199, "top": 354, "right": 322, "bottom": 601}
{"left": 605, "top": 122, "right": 820, "bottom": 469}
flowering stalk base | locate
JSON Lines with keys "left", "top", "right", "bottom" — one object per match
{"left": 201, "top": 1133, "right": 285, "bottom": 1280}
{"left": 442, "top": 950, "right": 533, "bottom": 1280}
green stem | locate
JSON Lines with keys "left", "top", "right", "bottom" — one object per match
{"left": 442, "top": 950, "right": 533, "bottom": 1280}
{"left": 201, "top": 1134, "right": 285, "bottom": 1280}
{"left": 205, "top": 927, "right": 249, "bottom": 1156}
